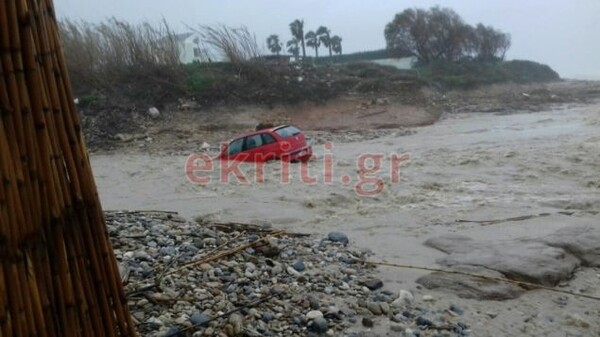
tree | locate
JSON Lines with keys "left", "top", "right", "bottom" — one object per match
{"left": 287, "top": 38, "right": 300, "bottom": 60}
{"left": 330, "top": 35, "right": 342, "bottom": 55}
{"left": 305, "top": 30, "right": 320, "bottom": 58}
{"left": 289, "top": 19, "right": 306, "bottom": 59}
{"left": 384, "top": 6, "right": 510, "bottom": 64}
{"left": 384, "top": 7, "right": 469, "bottom": 63}
{"left": 316, "top": 26, "right": 332, "bottom": 57}
{"left": 468, "top": 23, "right": 511, "bottom": 61}
{"left": 266, "top": 34, "right": 282, "bottom": 55}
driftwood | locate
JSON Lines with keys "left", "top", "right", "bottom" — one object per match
{"left": 357, "top": 109, "right": 388, "bottom": 119}
{"left": 200, "top": 220, "right": 311, "bottom": 237}
{"left": 455, "top": 211, "right": 573, "bottom": 226}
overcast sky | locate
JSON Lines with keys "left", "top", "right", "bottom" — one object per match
{"left": 54, "top": 0, "right": 599, "bottom": 79}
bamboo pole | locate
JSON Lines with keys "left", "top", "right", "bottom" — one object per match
{"left": 0, "top": 0, "right": 137, "bottom": 335}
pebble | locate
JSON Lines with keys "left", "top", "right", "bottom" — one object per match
{"left": 362, "top": 317, "right": 374, "bottom": 327}
{"left": 379, "top": 302, "right": 390, "bottom": 315}
{"left": 362, "top": 278, "right": 384, "bottom": 291}
{"left": 262, "top": 312, "right": 274, "bottom": 322}
{"left": 287, "top": 266, "right": 301, "bottom": 276}
{"left": 393, "top": 290, "right": 414, "bottom": 307}
{"left": 449, "top": 304, "right": 464, "bottom": 316}
{"left": 311, "top": 317, "right": 329, "bottom": 333}
{"left": 293, "top": 259, "right": 306, "bottom": 272}
{"left": 422, "top": 295, "right": 435, "bottom": 302}
{"left": 367, "top": 301, "right": 382, "bottom": 315}
{"left": 416, "top": 316, "right": 434, "bottom": 327}
{"left": 164, "top": 327, "right": 183, "bottom": 337}
{"left": 107, "top": 211, "right": 472, "bottom": 337}
{"left": 228, "top": 313, "right": 244, "bottom": 335}
{"left": 390, "top": 323, "right": 406, "bottom": 332}
{"left": 190, "top": 312, "right": 210, "bottom": 326}
{"left": 306, "top": 310, "right": 324, "bottom": 320}
{"left": 327, "top": 232, "right": 349, "bottom": 245}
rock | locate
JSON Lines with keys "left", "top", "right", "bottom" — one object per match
{"left": 415, "top": 316, "right": 433, "bottom": 327}
{"left": 164, "top": 327, "right": 184, "bottom": 337}
{"left": 327, "top": 232, "right": 349, "bottom": 245}
{"left": 287, "top": 266, "right": 301, "bottom": 276}
{"left": 361, "top": 278, "right": 383, "bottom": 291}
{"left": 362, "top": 317, "right": 374, "bottom": 327}
{"left": 228, "top": 313, "right": 244, "bottom": 335}
{"left": 306, "top": 310, "right": 324, "bottom": 320}
{"left": 262, "top": 312, "right": 274, "bottom": 322}
{"left": 367, "top": 301, "right": 382, "bottom": 315}
{"left": 190, "top": 312, "right": 210, "bottom": 326}
{"left": 542, "top": 225, "right": 600, "bottom": 267}
{"left": 416, "top": 265, "right": 526, "bottom": 300}
{"left": 392, "top": 290, "right": 414, "bottom": 307}
{"left": 390, "top": 324, "right": 405, "bottom": 332}
{"left": 148, "top": 106, "right": 160, "bottom": 118}
{"left": 293, "top": 260, "right": 306, "bottom": 272}
{"left": 115, "top": 133, "right": 135, "bottom": 142}
{"left": 425, "top": 234, "right": 580, "bottom": 286}
{"left": 310, "top": 317, "right": 328, "bottom": 333}
{"left": 379, "top": 302, "right": 390, "bottom": 314}
{"left": 307, "top": 295, "right": 320, "bottom": 309}
{"left": 422, "top": 295, "right": 434, "bottom": 302}
{"left": 564, "top": 313, "right": 590, "bottom": 328}
{"left": 199, "top": 263, "right": 213, "bottom": 272}
{"left": 449, "top": 304, "right": 464, "bottom": 315}
{"left": 486, "top": 311, "right": 498, "bottom": 319}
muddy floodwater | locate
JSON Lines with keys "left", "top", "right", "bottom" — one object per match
{"left": 92, "top": 102, "right": 600, "bottom": 336}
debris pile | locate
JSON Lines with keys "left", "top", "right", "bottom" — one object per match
{"left": 108, "top": 211, "right": 471, "bottom": 336}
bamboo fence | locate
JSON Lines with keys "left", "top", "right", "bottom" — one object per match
{"left": 0, "top": 0, "right": 136, "bottom": 336}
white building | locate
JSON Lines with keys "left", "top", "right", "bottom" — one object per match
{"left": 370, "top": 56, "right": 417, "bottom": 70}
{"left": 175, "top": 32, "right": 205, "bottom": 64}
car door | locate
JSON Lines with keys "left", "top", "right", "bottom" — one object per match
{"left": 259, "top": 132, "right": 280, "bottom": 161}
{"left": 242, "top": 134, "right": 264, "bottom": 161}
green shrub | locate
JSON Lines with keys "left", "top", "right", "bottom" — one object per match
{"left": 418, "top": 59, "right": 560, "bottom": 89}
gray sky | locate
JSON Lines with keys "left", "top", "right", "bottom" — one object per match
{"left": 54, "top": 0, "right": 600, "bottom": 79}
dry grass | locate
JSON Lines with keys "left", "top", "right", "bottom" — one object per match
{"left": 58, "top": 18, "right": 183, "bottom": 96}
{"left": 194, "top": 24, "right": 262, "bottom": 66}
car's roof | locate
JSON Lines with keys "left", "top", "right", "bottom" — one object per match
{"left": 235, "top": 125, "right": 293, "bottom": 139}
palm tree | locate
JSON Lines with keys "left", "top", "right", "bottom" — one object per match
{"left": 287, "top": 38, "right": 300, "bottom": 60}
{"left": 305, "top": 30, "right": 320, "bottom": 58}
{"left": 316, "top": 26, "right": 332, "bottom": 57}
{"left": 266, "top": 34, "right": 282, "bottom": 55}
{"left": 289, "top": 19, "right": 306, "bottom": 59}
{"left": 330, "top": 35, "right": 343, "bottom": 55}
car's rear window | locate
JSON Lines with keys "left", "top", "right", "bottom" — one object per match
{"left": 274, "top": 126, "right": 301, "bottom": 138}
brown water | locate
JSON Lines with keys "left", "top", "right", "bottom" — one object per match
{"left": 92, "top": 102, "right": 600, "bottom": 336}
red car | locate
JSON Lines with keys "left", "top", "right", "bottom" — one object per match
{"left": 219, "top": 125, "right": 312, "bottom": 162}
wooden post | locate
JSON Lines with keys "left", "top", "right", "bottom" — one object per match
{"left": 0, "top": 0, "right": 137, "bottom": 335}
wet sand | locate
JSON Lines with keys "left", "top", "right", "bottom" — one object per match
{"left": 92, "top": 102, "right": 600, "bottom": 336}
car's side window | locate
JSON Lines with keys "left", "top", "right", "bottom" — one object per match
{"left": 262, "top": 133, "right": 276, "bottom": 145}
{"left": 245, "top": 134, "right": 263, "bottom": 150}
{"left": 228, "top": 138, "right": 244, "bottom": 155}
